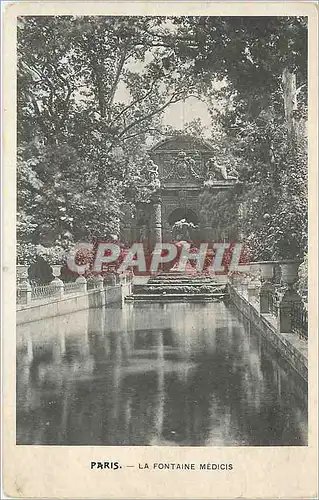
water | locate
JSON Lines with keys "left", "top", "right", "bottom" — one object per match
{"left": 16, "top": 302, "right": 308, "bottom": 446}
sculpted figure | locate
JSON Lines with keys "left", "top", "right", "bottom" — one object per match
{"left": 226, "top": 165, "right": 239, "bottom": 181}
{"left": 148, "top": 159, "right": 161, "bottom": 189}
{"left": 206, "top": 158, "right": 227, "bottom": 181}
{"left": 172, "top": 218, "right": 198, "bottom": 241}
{"left": 172, "top": 219, "right": 190, "bottom": 240}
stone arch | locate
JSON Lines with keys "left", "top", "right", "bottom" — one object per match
{"left": 167, "top": 207, "right": 199, "bottom": 226}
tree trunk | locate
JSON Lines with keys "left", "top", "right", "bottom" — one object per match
{"left": 282, "top": 67, "right": 297, "bottom": 137}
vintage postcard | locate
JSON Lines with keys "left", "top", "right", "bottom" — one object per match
{"left": 2, "top": 1, "right": 318, "bottom": 498}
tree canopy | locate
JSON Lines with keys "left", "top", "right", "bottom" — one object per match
{"left": 17, "top": 15, "right": 308, "bottom": 265}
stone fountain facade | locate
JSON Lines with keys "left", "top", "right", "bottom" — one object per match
{"left": 121, "top": 135, "right": 239, "bottom": 246}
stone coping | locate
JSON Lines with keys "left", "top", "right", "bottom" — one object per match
{"left": 229, "top": 284, "right": 308, "bottom": 381}
{"left": 16, "top": 285, "right": 121, "bottom": 311}
{"left": 126, "top": 293, "right": 226, "bottom": 301}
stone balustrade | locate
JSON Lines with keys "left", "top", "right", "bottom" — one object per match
{"left": 16, "top": 268, "right": 133, "bottom": 306}
{"left": 229, "top": 259, "right": 308, "bottom": 340}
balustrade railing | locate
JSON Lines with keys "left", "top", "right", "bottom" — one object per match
{"left": 229, "top": 263, "right": 308, "bottom": 341}
{"left": 291, "top": 301, "right": 308, "bottom": 340}
{"left": 31, "top": 284, "right": 60, "bottom": 301}
{"left": 267, "top": 290, "right": 280, "bottom": 317}
{"left": 64, "top": 282, "right": 84, "bottom": 295}
{"left": 17, "top": 272, "right": 131, "bottom": 305}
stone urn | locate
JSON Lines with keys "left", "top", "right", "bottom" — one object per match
{"left": 249, "top": 262, "right": 260, "bottom": 278}
{"left": 257, "top": 261, "right": 275, "bottom": 281}
{"left": 279, "top": 260, "right": 301, "bottom": 286}
{"left": 51, "top": 265, "right": 62, "bottom": 279}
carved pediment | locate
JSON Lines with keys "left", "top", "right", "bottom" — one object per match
{"left": 150, "top": 135, "right": 215, "bottom": 187}
{"left": 151, "top": 135, "right": 213, "bottom": 152}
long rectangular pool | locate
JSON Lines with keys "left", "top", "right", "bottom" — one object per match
{"left": 16, "top": 301, "right": 308, "bottom": 446}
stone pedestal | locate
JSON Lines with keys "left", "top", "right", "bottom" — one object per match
{"left": 278, "top": 260, "right": 303, "bottom": 333}
{"left": 240, "top": 276, "right": 249, "bottom": 296}
{"left": 96, "top": 274, "right": 105, "bottom": 306}
{"left": 75, "top": 275, "right": 87, "bottom": 293}
{"left": 258, "top": 262, "right": 275, "bottom": 314}
{"left": 247, "top": 278, "right": 261, "bottom": 302}
{"left": 19, "top": 280, "right": 32, "bottom": 304}
{"left": 51, "top": 277, "right": 64, "bottom": 298}
{"left": 105, "top": 273, "right": 118, "bottom": 286}
{"left": 96, "top": 274, "right": 104, "bottom": 290}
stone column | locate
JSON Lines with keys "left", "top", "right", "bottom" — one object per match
{"left": 162, "top": 221, "right": 171, "bottom": 243}
{"left": 150, "top": 193, "right": 162, "bottom": 273}
{"left": 131, "top": 216, "right": 137, "bottom": 244}
{"left": 152, "top": 193, "right": 162, "bottom": 245}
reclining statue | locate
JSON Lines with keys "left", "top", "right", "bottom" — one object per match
{"left": 206, "top": 158, "right": 227, "bottom": 181}
{"left": 226, "top": 165, "right": 239, "bottom": 181}
{"left": 205, "top": 158, "right": 239, "bottom": 182}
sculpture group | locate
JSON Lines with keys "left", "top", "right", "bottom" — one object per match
{"left": 148, "top": 151, "right": 239, "bottom": 187}
{"left": 205, "top": 157, "right": 239, "bottom": 182}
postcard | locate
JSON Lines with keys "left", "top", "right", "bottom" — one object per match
{"left": 2, "top": 1, "right": 318, "bottom": 498}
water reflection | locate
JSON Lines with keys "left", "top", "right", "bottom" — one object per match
{"left": 16, "top": 302, "right": 308, "bottom": 446}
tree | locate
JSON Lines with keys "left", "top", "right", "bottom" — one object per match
{"left": 17, "top": 16, "right": 201, "bottom": 261}
{"left": 171, "top": 16, "right": 308, "bottom": 260}
{"left": 17, "top": 16, "right": 308, "bottom": 265}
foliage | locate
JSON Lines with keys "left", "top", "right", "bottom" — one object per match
{"left": 238, "top": 123, "right": 307, "bottom": 260}
{"left": 17, "top": 16, "right": 308, "bottom": 265}
{"left": 16, "top": 242, "right": 38, "bottom": 265}
{"left": 176, "top": 16, "right": 308, "bottom": 260}
{"left": 297, "top": 253, "right": 308, "bottom": 300}
{"left": 17, "top": 16, "right": 200, "bottom": 262}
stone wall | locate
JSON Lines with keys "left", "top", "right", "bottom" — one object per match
{"left": 17, "top": 283, "right": 131, "bottom": 325}
{"left": 229, "top": 284, "right": 308, "bottom": 381}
